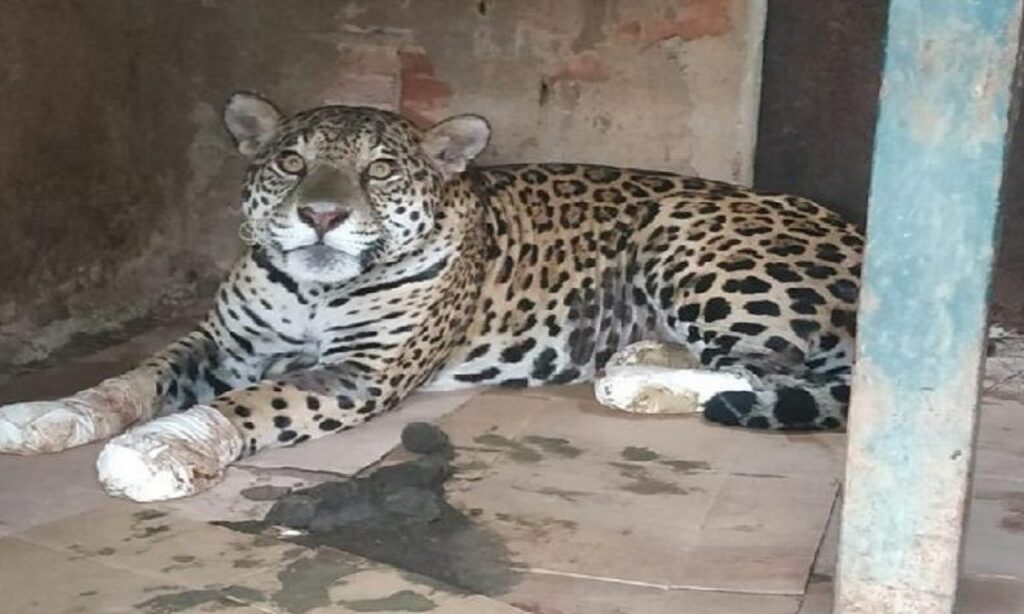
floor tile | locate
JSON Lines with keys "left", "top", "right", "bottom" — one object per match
{"left": 187, "top": 545, "right": 527, "bottom": 613}
{"left": 18, "top": 505, "right": 306, "bottom": 588}
{"left": 434, "top": 390, "right": 839, "bottom": 594}
{"left": 0, "top": 441, "right": 110, "bottom": 536}
{"left": 506, "top": 572, "right": 802, "bottom": 614}
{"left": 965, "top": 477, "right": 1024, "bottom": 581}
{"left": 974, "top": 398, "right": 1024, "bottom": 481}
{"left": 958, "top": 574, "right": 1024, "bottom": 613}
{"left": 796, "top": 575, "right": 832, "bottom": 614}
{"left": 0, "top": 537, "right": 269, "bottom": 614}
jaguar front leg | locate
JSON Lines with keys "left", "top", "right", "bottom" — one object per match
{"left": 96, "top": 361, "right": 405, "bottom": 502}
{"left": 0, "top": 329, "right": 239, "bottom": 455}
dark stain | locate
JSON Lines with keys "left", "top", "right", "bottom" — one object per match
{"left": 271, "top": 548, "right": 364, "bottom": 614}
{"left": 999, "top": 492, "right": 1024, "bottom": 534}
{"left": 659, "top": 459, "right": 713, "bottom": 474}
{"left": 139, "top": 525, "right": 171, "bottom": 539}
{"left": 135, "top": 585, "right": 264, "bottom": 613}
{"left": 609, "top": 462, "right": 691, "bottom": 496}
{"left": 343, "top": 590, "right": 437, "bottom": 612}
{"left": 474, "top": 433, "right": 542, "bottom": 462}
{"left": 252, "top": 535, "right": 281, "bottom": 548}
{"left": 97, "top": 547, "right": 116, "bottom": 556}
{"left": 521, "top": 435, "right": 582, "bottom": 458}
{"left": 494, "top": 512, "right": 578, "bottom": 538}
{"left": 621, "top": 446, "right": 658, "bottom": 461}
{"left": 535, "top": 487, "right": 591, "bottom": 503}
{"left": 221, "top": 428, "right": 518, "bottom": 597}
{"left": 241, "top": 485, "right": 292, "bottom": 501}
{"left": 134, "top": 510, "right": 169, "bottom": 522}
{"left": 171, "top": 555, "right": 196, "bottom": 564}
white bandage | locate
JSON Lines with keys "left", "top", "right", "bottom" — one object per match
{"left": 96, "top": 405, "right": 243, "bottom": 502}
{"left": 595, "top": 365, "right": 754, "bottom": 415}
{"left": 0, "top": 374, "right": 155, "bottom": 455}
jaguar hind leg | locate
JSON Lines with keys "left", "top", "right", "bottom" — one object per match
{"left": 594, "top": 339, "right": 850, "bottom": 431}
{"left": 594, "top": 341, "right": 756, "bottom": 415}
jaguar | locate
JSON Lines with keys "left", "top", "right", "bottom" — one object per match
{"left": 0, "top": 92, "right": 861, "bottom": 501}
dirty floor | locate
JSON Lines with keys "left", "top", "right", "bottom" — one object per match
{"left": 0, "top": 320, "right": 1022, "bottom": 613}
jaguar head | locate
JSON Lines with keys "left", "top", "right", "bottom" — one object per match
{"left": 223, "top": 92, "right": 489, "bottom": 284}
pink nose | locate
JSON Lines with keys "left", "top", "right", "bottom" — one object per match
{"left": 297, "top": 206, "right": 349, "bottom": 235}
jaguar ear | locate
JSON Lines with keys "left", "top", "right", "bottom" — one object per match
{"left": 223, "top": 91, "right": 283, "bottom": 157}
{"left": 421, "top": 114, "right": 491, "bottom": 178}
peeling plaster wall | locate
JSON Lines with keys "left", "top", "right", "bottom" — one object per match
{"left": 0, "top": 0, "right": 765, "bottom": 371}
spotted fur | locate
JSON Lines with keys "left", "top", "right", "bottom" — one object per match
{"left": 32, "top": 94, "right": 865, "bottom": 461}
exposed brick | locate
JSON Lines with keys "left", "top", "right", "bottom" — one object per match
{"left": 550, "top": 51, "right": 612, "bottom": 84}
{"left": 398, "top": 50, "right": 453, "bottom": 126}
{"left": 617, "top": 0, "right": 732, "bottom": 44}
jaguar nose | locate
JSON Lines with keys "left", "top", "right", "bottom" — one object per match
{"left": 297, "top": 206, "right": 350, "bottom": 236}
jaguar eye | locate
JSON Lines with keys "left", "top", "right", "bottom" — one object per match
{"left": 366, "top": 159, "right": 398, "bottom": 180}
{"left": 276, "top": 151, "right": 306, "bottom": 175}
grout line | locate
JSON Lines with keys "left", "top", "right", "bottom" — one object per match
{"left": 964, "top": 573, "right": 1024, "bottom": 582}
{"left": 233, "top": 463, "right": 353, "bottom": 481}
{"left": 513, "top": 566, "right": 802, "bottom": 597}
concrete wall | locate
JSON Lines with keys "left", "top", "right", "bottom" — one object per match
{"left": 0, "top": 0, "right": 766, "bottom": 371}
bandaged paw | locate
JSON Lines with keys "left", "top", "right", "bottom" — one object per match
{"left": 595, "top": 365, "right": 755, "bottom": 415}
{"left": 604, "top": 340, "right": 702, "bottom": 370}
{"left": 0, "top": 401, "right": 102, "bottom": 455}
{"left": 97, "top": 405, "right": 243, "bottom": 502}
{"left": 0, "top": 374, "right": 156, "bottom": 455}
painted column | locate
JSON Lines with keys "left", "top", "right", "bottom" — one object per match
{"left": 835, "top": 1, "right": 1023, "bottom": 613}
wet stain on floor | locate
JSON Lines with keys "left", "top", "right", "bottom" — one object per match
{"left": 520, "top": 435, "right": 583, "bottom": 458}
{"left": 222, "top": 424, "right": 519, "bottom": 598}
{"left": 271, "top": 548, "right": 364, "bottom": 613}
{"left": 619, "top": 446, "right": 712, "bottom": 475}
{"left": 342, "top": 589, "right": 437, "bottom": 612}
{"left": 621, "top": 445, "right": 659, "bottom": 461}
{"left": 135, "top": 585, "right": 263, "bottom": 613}
{"left": 608, "top": 462, "right": 693, "bottom": 496}
{"left": 473, "top": 433, "right": 543, "bottom": 463}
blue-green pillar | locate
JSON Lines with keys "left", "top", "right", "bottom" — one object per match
{"left": 836, "top": 1, "right": 1023, "bottom": 612}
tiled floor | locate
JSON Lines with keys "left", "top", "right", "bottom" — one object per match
{"left": 0, "top": 323, "right": 1021, "bottom": 613}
